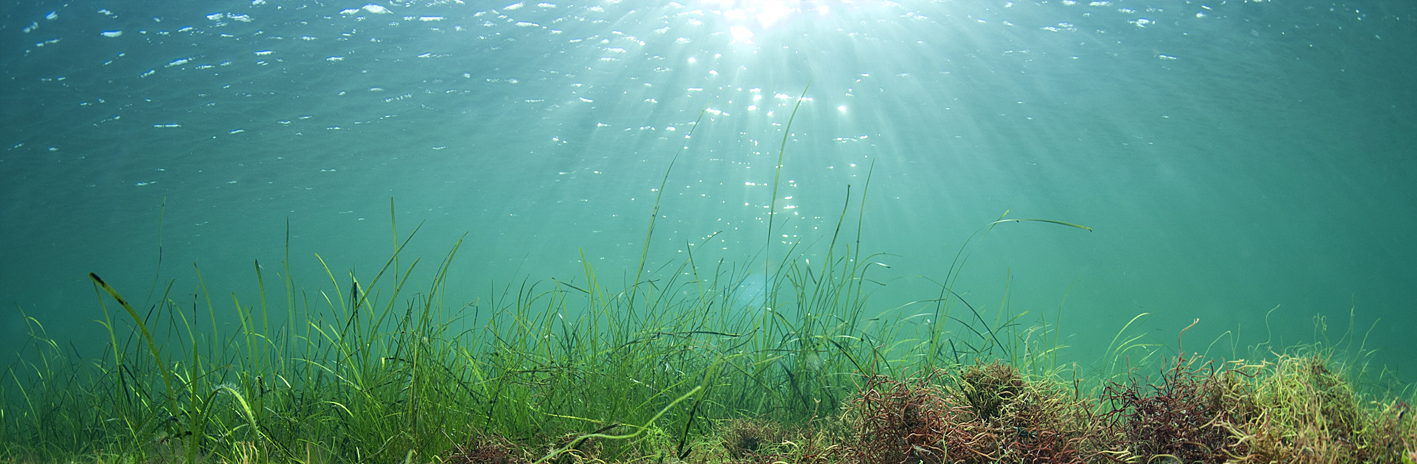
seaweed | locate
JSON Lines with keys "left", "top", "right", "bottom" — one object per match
{"left": 1102, "top": 353, "right": 1236, "bottom": 464}
{"left": 844, "top": 360, "right": 1120, "bottom": 464}
{"left": 847, "top": 370, "right": 964, "bottom": 464}
{"left": 446, "top": 433, "right": 530, "bottom": 464}
{"left": 1225, "top": 353, "right": 1414, "bottom": 464}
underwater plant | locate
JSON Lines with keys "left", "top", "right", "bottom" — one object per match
{"left": 1101, "top": 352, "right": 1237, "bottom": 464}
{"left": 1101, "top": 320, "right": 1240, "bottom": 464}
{"left": 845, "top": 360, "right": 1121, "bottom": 464}
{"left": 445, "top": 433, "right": 529, "bottom": 464}
{"left": 979, "top": 363, "right": 1104, "bottom": 464}
{"left": 847, "top": 370, "right": 960, "bottom": 464}
{"left": 1222, "top": 352, "right": 1414, "bottom": 464}
{"left": 957, "top": 361, "right": 1024, "bottom": 422}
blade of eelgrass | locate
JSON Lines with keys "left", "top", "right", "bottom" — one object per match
{"left": 927, "top": 211, "right": 1092, "bottom": 369}
{"left": 533, "top": 386, "right": 702, "bottom": 464}
{"left": 145, "top": 197, "right": 166, "bottom": 303}
{"left": 764, "top": 82, "right": 811, "bottom": 301}
{"left": 88, "top": 273, "right": 179, "bottom": 421}
{"left": 629, "top": 103, "right": 712, "bottom": 317}
{"left": 988, "top": 217, "right": 1093, "bottom": 231}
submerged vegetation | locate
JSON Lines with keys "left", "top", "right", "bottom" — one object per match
{"left": 3, "top": 99, "right": 1414, "bottom": 464}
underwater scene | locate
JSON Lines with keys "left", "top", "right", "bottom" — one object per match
{"left": 2, "top": 1, "right": 1415, "bottom": 463}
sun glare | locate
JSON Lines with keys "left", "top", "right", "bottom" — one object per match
{"left": 729, "top": 25, "right": 755, "bottom": 43}
{"left": 699, "top": 0, "right": 837, "bottom": 45}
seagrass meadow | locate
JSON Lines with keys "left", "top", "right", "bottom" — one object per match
{"left": 3, "top": 1, "right": 1417, "bottom": 464}
{"left": 5, "top": 96, "right": 1417, "bottom": 463}
{"left": 4, "top": 194, "right": 1417, "bottom": 464}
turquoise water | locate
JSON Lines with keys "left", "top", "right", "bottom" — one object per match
{"left": 2, "top": 1, "right": 1413, "bottom": 382}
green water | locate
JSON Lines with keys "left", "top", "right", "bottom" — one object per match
{"left": 1, "top": 0, "right": 1413, "bottom": 389}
